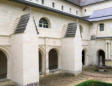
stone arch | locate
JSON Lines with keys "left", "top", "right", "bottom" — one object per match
{"left": 0, "top": 49, "right": 7, "bottom": 79}
{"left": 48, "top": 48, "right": 58, "bottom": 70}
{"left": 97, "top": 49, "right": 105, "bottom": 66}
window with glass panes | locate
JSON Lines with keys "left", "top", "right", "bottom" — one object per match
{"left": 39, "top": 18, "right": 48, "bottom": 28}
{"left": 99, "top": 23, "right": 104, "bottom": 31}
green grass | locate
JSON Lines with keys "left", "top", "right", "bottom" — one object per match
{"left": 75, "top": 80, "right": 112, "bottom": 86}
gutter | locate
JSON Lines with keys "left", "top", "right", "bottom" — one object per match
{"left": 96, "top": 36, "right": 112, "bottom": 39}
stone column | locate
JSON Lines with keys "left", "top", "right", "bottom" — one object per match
{"left": 108, "top": 42, "right": 111, "bottom": 60}
{"left": 42, "top": 53, "right": 46, "bottom": 75}
{"left": 106, "top": 41, "right": 108, "bottom": 60}
{"left": 106, "top": 40, "right": 111, "bottom": 60}
{"left": 45, "top": 47, "right": 49, "bottom": 75}
{"left": 106, "top": 41, "right": 109, "bottom": 60}
{"left": 58, "top": 49, "right": 61, "bottom": 70}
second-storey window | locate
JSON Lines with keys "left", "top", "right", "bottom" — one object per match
{"left": 69, "top": 8, "right": 72, "bottom": 13}
{"left": 99, "top": 23, "right": 104, "bottom": 31}
{"left": 61, "top": 5, "right": 64, "bottom": 11}
{"left": 76, "top": 10, "right": 78, "bottom": 15}
{"left": 41, "top": 0, "right": 44, "bottom": 4}
{"left": 39, "top": 18, "right": 49, "bottom": 28}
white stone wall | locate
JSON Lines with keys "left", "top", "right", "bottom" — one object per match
{"left": 88, "top": 20, "right": 112, "bottom": 65}
{"left": 26, "top": 0, "right": 81, "bottom": 16}
{"left": 88, "top": 40, "right": 106, "bottom": 65}
{"left": 61, "top": 24, "right": 82, "bottom": 74}
{"left": 2, "top": 0, "right": 112, "bottom": 85}
{"left": 90, "top": 20, "right": 112, "bottom": 37}
{"left": 10, "top": 16, "right": 39, "bottom": 86}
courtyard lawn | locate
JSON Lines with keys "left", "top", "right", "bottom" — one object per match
{"left": 75, "top": 80, "right": 112, "bottom": 86}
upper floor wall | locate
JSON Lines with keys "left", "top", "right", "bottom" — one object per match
{"left": 25, "top": 0, "right": 112, "bottom": 18}
{"left": 25, "top": 0, "right": 81, "bottom": 16}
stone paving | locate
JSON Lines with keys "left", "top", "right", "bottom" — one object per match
{"left": 0, "top": 79, "right": 16, "bottom": 86}
{"left": 40, "top": 69, "right": 112, "bottom": 86}
{"left": 68, "top": 71, "right": 112, "bottom": 86}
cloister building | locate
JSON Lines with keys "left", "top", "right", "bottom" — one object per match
{"left": 0, "top": 0, "right": 112, "bottom": 86}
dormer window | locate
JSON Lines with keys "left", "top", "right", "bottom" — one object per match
{"left": 76, "top": 10, "right": 78, "bottom": 15}
{"left": 52, "top": 2, "right": 55, "bottom": 8}
{"left": 61, "top": 5, "right": 64, "bottom": 11}
{"left": 41, "top": 0, "right": 44, "bottom": 4}
{"left": 69, "top": 8, "right": 72, "bottom": 13}
{"left": 99, "top": 23, "right": 104, "bottom": 31}
{"left": 84, "top": 9, "right": 87, "bottom": 12}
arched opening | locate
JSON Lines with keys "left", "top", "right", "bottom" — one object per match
{"left": 82, "top": 50, "right": 85, "bottom": 65}
{"left": 0, "top": 50, "right": 7, "bottom": 79}
{"left": 49, "top": 49, "right": 58, "bottom": 70}
{"left": 39, "top": 18, "right": 49, "bottom": 28}
{"left": 98, "top": 50, "right": 105, "bottom": 66}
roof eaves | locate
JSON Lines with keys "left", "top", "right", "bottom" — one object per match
{"left": 10, "top": 0, "right": 90, "bottom": 23}
{"left": 64, "top": 0, "right": 81, "bottom": 7}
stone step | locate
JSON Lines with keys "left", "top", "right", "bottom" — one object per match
{"left": 0, "top": 79, "right": 16, "bottom": 86}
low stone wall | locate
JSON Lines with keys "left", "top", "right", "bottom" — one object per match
{"left": 105, "top": 60, "right": 112, "bottom": 67}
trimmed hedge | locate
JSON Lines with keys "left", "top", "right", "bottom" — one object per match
{"left": 75, "top": 80, "right": 112, "bottom": 86}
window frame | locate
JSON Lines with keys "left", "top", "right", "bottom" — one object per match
{"left": 41, "top": 0, "right": 44, "bottom": 4}
{"left": 39, "top": 18, "right": 49, "bottom": 28}
{"left": 52, "top": 2, "right": 55, "bottom": 8}
{"left": 61, "top": 5, "right": 64, "bottom": 11}
{"left": 99, "top": 23, "right": 104, "bottom": 31}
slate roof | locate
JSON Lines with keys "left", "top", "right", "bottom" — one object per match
{"left": 65, "top": 0, "right": 105, "bottom": 6}
{"left": 65, "top": 23, "right": 77, "bottom": 37}
{"left": 87, "top": 7, "right": 112, "bottom": 21}
{"left": 80, "top": 0, "right": 105, "bottom": 6}
{"left": 65, "top": 0, "right": 81, "bottom": 6}
{"left": 15, "top": 14, "right": 30, "bottom": 34}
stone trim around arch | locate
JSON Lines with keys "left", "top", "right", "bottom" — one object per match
{"left": 97, "top": 49, "right": 105, "bottom": 66}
